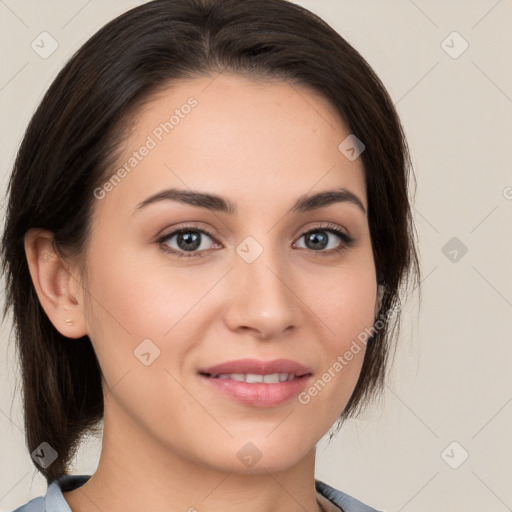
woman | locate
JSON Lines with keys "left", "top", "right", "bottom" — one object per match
{"left": 2, "top": 0, "right": 420, "bottom": 511}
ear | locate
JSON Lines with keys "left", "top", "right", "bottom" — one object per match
{"left": 24, "top": 228, "right": 88, "bottom": 339}
{"left": 374, "top": 281, "right": 385, "bottom": 319}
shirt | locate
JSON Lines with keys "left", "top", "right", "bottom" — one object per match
{"left": 12, "top": 474, "right": 382, "bottom": 512}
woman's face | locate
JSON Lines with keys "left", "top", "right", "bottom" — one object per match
{"left": 75, "top": 73, "right": 380, "bottom": 474}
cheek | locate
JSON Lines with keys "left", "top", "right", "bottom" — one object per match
{"left": 298, "top": 271, "right": 374, "bottom": 417}
{"left": 308, "top": 260, "right": 377, "bottom": 342}
{"left": 84, "top": 241, "right": 212, "bottom": 338}
{"left": 81, "top": 241, "right": 220, "bottom": 385}
{"left": 305, "top": 260, "right": 376, "bottom": 390}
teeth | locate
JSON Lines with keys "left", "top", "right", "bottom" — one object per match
{"left": 213, "top": 372, "right": 296, "bottom": 383}
{"left": 246, "top": 373, "right": 263, "bottom": 383}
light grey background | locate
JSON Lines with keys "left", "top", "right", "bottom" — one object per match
{"left": 1, "top": 1, "right": 511, "bottom": 511}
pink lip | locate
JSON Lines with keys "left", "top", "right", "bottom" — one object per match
{"left": 199, "top": 375, "right": 312, "bottom": 407}
{"left": 197, "top": 358, "right": 313, "bottom": 407}
{"left": 198, "top": 358, "right": 312, "bottom": 377}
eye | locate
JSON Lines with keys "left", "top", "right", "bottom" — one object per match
{"left": 157, "top": 222, "right": 355, "bottom": 259}
{"left": 294, "top": 223, "right": 355, "bottom": 255}
{"left": 157, "top": 225, "right": 219, "bottom": 258}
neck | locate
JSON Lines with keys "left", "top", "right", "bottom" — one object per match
{"left": 64, "top": 398, "right": 326, "bottom": 512}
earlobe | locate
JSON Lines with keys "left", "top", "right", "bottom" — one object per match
{"left": 24, "top": 228, "right": 88, "bottom": 339}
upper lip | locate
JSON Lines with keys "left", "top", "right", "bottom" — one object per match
{"left": 199, "top": 358, "right": 312, "bottom": 377}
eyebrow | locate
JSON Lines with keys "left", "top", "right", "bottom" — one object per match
{"left": 134, "top": 187, "right": 366, "bottom": 215}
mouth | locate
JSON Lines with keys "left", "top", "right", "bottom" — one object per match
{"left": 199, "top": 372, "right": 309, "bottom": 383}
{"left": 198, "top": 357, "right": 312, "bottom": 378}
{"left": 197, "top": 359, "right": 313, "bottom": 407}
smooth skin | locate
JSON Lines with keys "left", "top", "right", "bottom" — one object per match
{"left": 25, "top": 73, "right": 383, "bottom": 512}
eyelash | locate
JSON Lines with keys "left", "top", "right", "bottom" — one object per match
{"left": 156, "top": 222, "right": 356, "bottom": 259}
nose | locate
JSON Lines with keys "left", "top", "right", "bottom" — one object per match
{"left": 223, "top": 245, "right": 302, "bottom": 340}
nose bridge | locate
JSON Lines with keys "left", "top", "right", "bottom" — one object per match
{"left": 224, "top": 235, "right": 300, "bottom": 337}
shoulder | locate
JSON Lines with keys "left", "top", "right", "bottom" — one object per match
{"left": 315, "top": 479, "right": 384, "bottom": 512}
{"left": 11, "top": 474, "right": 92, "bottom": 512}
{"left": 12, "top": 496, "right": 45, "bottom": 512}
{"left": 13, "top": 475, "right": 379, "bottom": 512}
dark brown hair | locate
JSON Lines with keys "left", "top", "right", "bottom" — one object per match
{"left": 1, "top": 0, "right": 420, "bottom": 483}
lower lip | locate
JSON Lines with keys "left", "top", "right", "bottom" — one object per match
{"left": 199, "top": 374, "right": 312, "bottom": 407}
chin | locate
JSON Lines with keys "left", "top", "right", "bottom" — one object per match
{"left": 199, "top": 435, "right": 314, "bottom": 475}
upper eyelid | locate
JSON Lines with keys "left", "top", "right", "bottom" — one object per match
{"left": 157, "top": 222, "right": 351, "bottom": 245}
{"left": 158, "top": 225, "right": 217, "bottom": 242}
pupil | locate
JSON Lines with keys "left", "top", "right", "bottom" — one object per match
{"left": 179, "top": 232, "right": 200, "bottom": 251}
{"left": 307, "top": 232, "right": 327, "bottom": 250}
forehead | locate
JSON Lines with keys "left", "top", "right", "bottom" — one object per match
{"left": 94, "top": 73, "right": 367, "bottom": 219}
